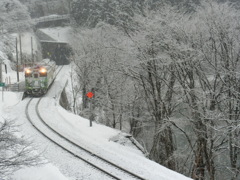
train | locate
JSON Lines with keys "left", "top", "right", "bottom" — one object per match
{"left": 24, "top": 59, "right": 56, "bottom": 96}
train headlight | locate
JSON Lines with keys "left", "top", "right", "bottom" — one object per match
{"left": 39, "top": 68, "right": 47, "bottom": 73}
{"left": 25, "top": 69, "right": 31, "bottom": 74}
{"left": 25, "top": 69, "right": 32, "bottom": 77}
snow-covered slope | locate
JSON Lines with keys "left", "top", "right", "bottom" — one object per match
{"left": 0, "top": 63, "right": 192, "bottom": 180}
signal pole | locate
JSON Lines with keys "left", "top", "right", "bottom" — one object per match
{"left": 86, "top": 91, "right": 94, "bottom": 127}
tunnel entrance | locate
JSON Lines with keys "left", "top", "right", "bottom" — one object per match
{"left": 41, "top": 41, "right": 72, "bottom": 65}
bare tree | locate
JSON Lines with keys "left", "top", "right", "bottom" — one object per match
{"left": 169, "top": 2, "right": 240, "bottom": 179}
{"left": 121, "top": 7, "right": 183, "bottom": 169}
{"left": 69, "top": 2, "right": 240, "bottom": 179}
{"left": 0, "top": 119, "right": 43, "bottom": 178}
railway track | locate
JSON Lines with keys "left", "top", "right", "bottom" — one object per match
{"left": 25, "top": 97, "right": 146, "bottom": 180}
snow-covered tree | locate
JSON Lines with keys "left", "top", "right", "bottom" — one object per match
{"left": 0, "top": 119, "right": 43, "bottom": 178}
{"left": 188, "top": 2, "right": 240, "bottom": 179}
{"left": 0, "top": 0, "right": 32, "bottom": 33}
{"left": 69, "top": 1, "right": 240, "bottom": 179}
{"left": 70, "top": 0, "right": 145, "bottom": 29}
{"left": 155, "top": 1, "right": 240, "bottom": 179}
{"left": 19, "top": 0, "right": 69, "bottom": 18}
{"left": 70, "top": 24, "right": 138, "bottom": 130}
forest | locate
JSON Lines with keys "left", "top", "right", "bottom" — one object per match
{"left": 68, "top": 1, "right": 240, "bottom": 180}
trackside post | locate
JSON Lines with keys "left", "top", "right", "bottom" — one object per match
{"left": 86, "top": 92, "right": 94, "bottom": 127}
{"left": 0, "top": 83, "right": 5, "bottom": 102}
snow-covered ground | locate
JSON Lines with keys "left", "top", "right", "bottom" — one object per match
{"left": 0, "top": 29, "right": 193, "bottom": 180}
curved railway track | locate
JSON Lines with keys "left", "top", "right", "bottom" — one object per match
{"left": 25, "top": 98, "right": 146, "bottom": 180}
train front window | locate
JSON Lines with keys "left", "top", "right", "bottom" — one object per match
{"left": 34, "top": 73, "right": 39, "bottom": 78}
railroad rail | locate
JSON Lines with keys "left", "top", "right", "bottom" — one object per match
{"left": 25, "top": 98, "right": 146, "bottom": 180}
{"left": 24, "top": 67, "right": 146, "bottom": 180}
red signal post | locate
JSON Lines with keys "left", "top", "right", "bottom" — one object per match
{"left": 86, "top": 92, "right": 94, "bottom": 127}
{"left": 86, "top": 92, "right": 94, "bottom": 98}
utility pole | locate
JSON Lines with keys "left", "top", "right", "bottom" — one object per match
{"left": 16, "top": 37, "right": 19, "bottom": 82}
{"left": 0, "top": 61, "right": 5, "bottom": 102}
{"left": 19, "top": 34, "right": 23, "bottom": 65}
{"left": 31, "top": 36, "right": 34, "bottom": 65}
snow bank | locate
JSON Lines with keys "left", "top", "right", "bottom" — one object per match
{"left": 0, "top": 92, "right": 22, "bottom": 107}
{"left": 11, "top": 164, "right": 69, "bottom": 180}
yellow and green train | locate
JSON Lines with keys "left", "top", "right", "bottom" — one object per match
{"left": 24, "top": 59, "right": 56, "bottom": 96}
